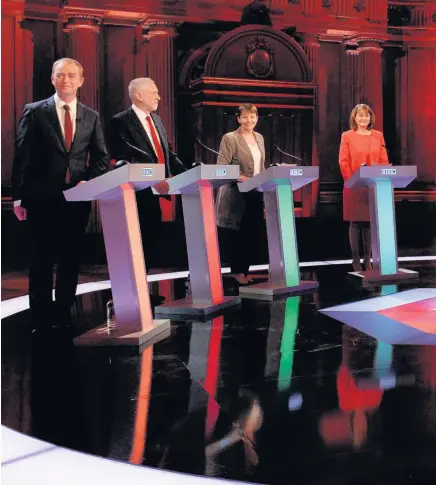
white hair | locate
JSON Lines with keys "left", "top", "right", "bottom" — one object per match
{"left": 128, "top": 77, "right": 156, "bottom": 101}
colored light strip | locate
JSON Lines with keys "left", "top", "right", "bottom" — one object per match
{"left": 276, "top": 184, "right": 300, "bottom": 287}
{"left": 199, "top": 184, "right": 224, "bottom": 303}
{"left": 129, "top": 346, "right": 153, "bottom": 465}
{"left": 372, "top": 181, "right": 398, "bottom": 275}
{"left": 278, "top": 296, "right": 300, "bottom": 391}
{"left": 204, "top": 316, "right": 224, "bottom": 438}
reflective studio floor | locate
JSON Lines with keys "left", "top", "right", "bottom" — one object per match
{"left": 2, "top": 260, "right": 436, "bottom": 485}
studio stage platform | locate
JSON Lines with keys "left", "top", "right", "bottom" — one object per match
{"left": 2, "top": 257, "right": 436, "bottom": 484}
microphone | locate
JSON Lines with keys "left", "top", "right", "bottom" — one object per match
{"left": 195, "top": 138, "right": 232, "bottom": 164}
{"left": 114, "top": 160, "right": 130, "bottom": 169}
{"left": 121, "top": 135, "right": 155, "bottom": 164}
{"left": 274, "top": 145, "right": 303, "bottom": 163}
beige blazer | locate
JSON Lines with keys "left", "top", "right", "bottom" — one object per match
{"left": 215, "top": 127, "right": 266, "bottom": 230}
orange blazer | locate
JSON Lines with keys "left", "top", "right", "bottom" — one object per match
{"left": 339, "top": 129, "right": 389, "bottom": 181}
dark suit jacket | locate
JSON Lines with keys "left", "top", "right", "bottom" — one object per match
{"left": 110, "top": 107, "right": 186, "bottom": 178}
{"left": 12, "top": 95, "right": 108, "bottom": 208}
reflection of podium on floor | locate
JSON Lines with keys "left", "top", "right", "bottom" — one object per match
{"left": 238, "top": 165, "right": 319, "bottom": 298}
{"left": 154, "top": 164, "right": 241, "bottom": 316}
{"left": 64, "top": 164, "right": 170, "bottom": 346}
{"left": 266, "top": 296, "right": 301, "bottom": 392}
{"left": 345, "top": 165, "right": 419, "bottom": 285}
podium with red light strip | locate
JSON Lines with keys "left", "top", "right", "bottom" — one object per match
{"left": 64, "top": 164, "right": 170, "bottom": 346}
{"left": 238, "top": 165, "right": 319, "bottom": 298}
{"left": 154, "top": 164, "right": 241, "bottom": 315}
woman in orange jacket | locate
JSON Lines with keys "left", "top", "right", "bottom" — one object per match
{"left": 338, "top": 104, "right": 389, "bottom": 272}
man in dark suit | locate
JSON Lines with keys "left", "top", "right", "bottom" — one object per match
{"left": 12, "top": 57, "right": 108, "bottom": 329}
{"left": 110, "top": 77, "right": 186, "bottom": 269}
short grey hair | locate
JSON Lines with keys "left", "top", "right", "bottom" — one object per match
{"left": 128, "top": 77, "right": 156, "bottom": 101}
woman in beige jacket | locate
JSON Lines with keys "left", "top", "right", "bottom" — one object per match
{"left": 215, "top": 104, "right": 266, "bottom": 285}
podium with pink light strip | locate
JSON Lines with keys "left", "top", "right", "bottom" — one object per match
{"left": 154, "top": 164, "right": 241, "bottom": 315}
{"left": 64, "top": 164, "right": 170, "bottom": 346}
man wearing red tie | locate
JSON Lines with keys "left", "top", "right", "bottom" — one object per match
{"left": 12, "top": 58, "right": 108, "bottom": 330}
{"left": 110, "top": 78, "right": 186, "bottom": 271}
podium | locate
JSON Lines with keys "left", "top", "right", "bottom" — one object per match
{"left": 345, "top": 165, "right": 418, "bottom": 285}
{"left": 154, "top": 164, "right": 241, "bottom": 315}
{"left": 238, "top": 165, "right": 319, "bottom": 298}
{"left": 64, "top": 164, "right": 170, "bottom": 346}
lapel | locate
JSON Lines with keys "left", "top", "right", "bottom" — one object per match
{"left": 126, "top": 107, "right": 156, "bottom": 159}
{"left": 45, "top": 96, "right": 67, "bottom": 153}
{"left": 235, "top": 128, "right": 265, "bottom": 171}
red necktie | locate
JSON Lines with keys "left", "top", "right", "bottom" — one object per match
{"left": 145, "top": 115, "right": 165, "bottom": 165}
{"left": 146, "top": 115, "right": 174, "bottom": 221}
{"left": 63, "top": 105, "right": 72, "bottom": 183}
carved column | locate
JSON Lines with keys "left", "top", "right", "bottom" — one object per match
{"left": 143, "top": 20, "right": 179, "bottom": 221}
{"left": 301, "top": 33, "right": 321, "bottom": 215}
{"left": 2, "top": 1, "right": 33, "bottom": 189}
{"left": 142, "top": 20, "right": 178, "bottom": 150}
{"left": 344, "top": 42, "right": 360, "bottom": 127}
{"left": 63, "top": 14, "right": 102, "bottom": 111}
{"left": 64, "top": 13, "right": 103, "bottom": 232}
{"left": 356, "top": 38, "right": 384, "bottom": 130}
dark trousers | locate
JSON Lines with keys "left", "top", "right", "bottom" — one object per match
{"left": 221, "top": 192, "right": 265, "bottom": 275}
{"left": 136, "top": 188, "right": 162, "bottom": 269}
{"left": 26, "top": 197, "right": 91, "bottom": 326}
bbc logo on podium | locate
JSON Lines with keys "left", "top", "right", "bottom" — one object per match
{"left": 143, "top": 168, "right": 153, "bottom": 176}
{"left": 290, "top": 168, "right": 303, "bottom": 176}
{"left": 216, "top": 168, "right": 227, "bottom": 176}
{"left": 381, "top": 168, "right": 396, "bottom": 175}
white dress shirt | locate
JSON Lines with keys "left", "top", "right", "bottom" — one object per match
{"left": 131, "top": 104, "right": 162, "bottom": 157}
{"left": 248, "top": 142, "right": 262, "bottom": 175}
{"left": 14, "top": 93, "right": 78, "bottom": 208}
{"left": 54, "top": 92, "right": 77, "bottom": 139}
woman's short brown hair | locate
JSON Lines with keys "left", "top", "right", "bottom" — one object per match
{"left": 349, "top": 104, "right": 375, "bottom": 130}
{"left": 237, "top": 103, "right": 258, "bottom": 117}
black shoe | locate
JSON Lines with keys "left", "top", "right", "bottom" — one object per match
{"left": 150, "top": 294, "right": 165, "bottom": 306}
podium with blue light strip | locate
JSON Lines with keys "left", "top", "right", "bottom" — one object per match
{"left": 64, "top": 164, "right": 170, "bottom": 346}
{"left": 238, "top": 165, "right": 319, "bottom": 298}
{"left": 345, "top": 165, "right": 418, "bottom": 285}
{"left": 154, "top": 164, "right": 241, "bottom": 315}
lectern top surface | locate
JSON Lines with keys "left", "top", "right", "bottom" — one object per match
{"left": 64, "top": 164, "right": 165, "bottom": 201}
{"left": 160, "top": 164, "right": 240, "bottom": 195}
{"left": 345, "top": 165, "right": 417, "bottom": 189}
{"left": 238, "top": 165, "right": 319, "bottom": 192}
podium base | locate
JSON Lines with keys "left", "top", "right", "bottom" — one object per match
{"left": 155, "top": 296, "right": 240, "bottom": 316}
{"left": 348, "top": 268, "right": 419, "bottom": 286}
{"left": 74, "top": 319, "right": 171, "bottom": 347}
{"left": 239, "top": 280, "right": 319, "bottom": 299}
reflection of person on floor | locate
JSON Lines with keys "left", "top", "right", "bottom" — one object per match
{"left": 158, "top": 388, "right": 264, "bottom": 480}
{"left": 319, "top": 327, "right": 383, "bottom": 450}
{"left": 205, "top": 390, "right": 263, "bottom": 476}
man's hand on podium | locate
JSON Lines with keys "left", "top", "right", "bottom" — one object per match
{"left": 153, "top": 180, "right": 170, "bottom": 195}
{"left": 238, "top": 175, "right": 249, "bottom": 182}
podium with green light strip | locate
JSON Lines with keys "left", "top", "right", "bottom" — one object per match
{"left": 238, "top": 165, "right": 319, "bottom": 298}
{"left": 345, "top": 165, "right": 418, "bottom": 285}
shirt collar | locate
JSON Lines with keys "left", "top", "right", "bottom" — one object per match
{"left": 132, "top": 103, "right": 151, "bottom": 121}
{"left": 54, "top": 92, "right": 77, "bottom": 111}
